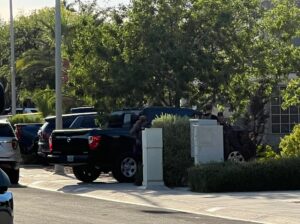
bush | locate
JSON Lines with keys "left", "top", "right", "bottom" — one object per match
{"left": 279, "top": 124, "right": 300, "bottom": 157}
{"left": 8, "top": 113, "right": 44, "bottom": 126}
{"left": 152, "top": 114, "right": 193, "bottom": 187}
{"left": 188, "top": 157, "right": 300, "bottom": 192}
{"left": 256, "top": 144, "right": 280, "bottom": 161}
{"left": 32, "top": 88, "right": 55, "bottom": 117}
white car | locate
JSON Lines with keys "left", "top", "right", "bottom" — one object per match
{"left": 0, "top": 120, "right": 20, "bottom": 184}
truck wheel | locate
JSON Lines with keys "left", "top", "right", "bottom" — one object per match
{"left": 9, "top": 169, "right": 20, "bottom": 184}
{"left": 112, "top": 152, "right": 138, "bottom": 183}
{"left": 72, "top": 165, "right": 100, "bottom": 183}
{"left": 227, "top": 151, "right": 245, "bottom": 163}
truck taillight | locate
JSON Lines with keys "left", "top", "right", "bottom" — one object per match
{"left": 15, "top": 126, "right": 21, "bottom": 140}
{"left": 12, "top": 139, "right": 18, "bottom": 150}
{"left": 42, "top": 132, "right": 50, "bottom": 140}
{"left": 49, "top": 136, "right": 53, "bottom": 152}
{"left": 88, "top": 136, "right": 101, "bottom": 150}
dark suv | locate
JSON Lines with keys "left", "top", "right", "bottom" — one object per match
{"left": 37, "top": 112, "right": 98, "bottom": 158}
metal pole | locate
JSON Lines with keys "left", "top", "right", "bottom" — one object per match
{"left": 55, "top": 0, "right": 64, "bottom": 174}
{"left": 9, "top": 0, "right": 16, "bottom": 115}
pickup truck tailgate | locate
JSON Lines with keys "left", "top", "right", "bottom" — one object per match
{"left": 51, "top": 129, "right": 91, "bottom": 155}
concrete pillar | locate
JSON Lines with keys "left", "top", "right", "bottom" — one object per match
{"left": 142, "top": 128, "right": 164, "bottom": 188}
{"left": 193, "top": 124, "right": 224, "bottom": 164}
{"left": 189, "top": 119, "right": 218, "bottom": 158}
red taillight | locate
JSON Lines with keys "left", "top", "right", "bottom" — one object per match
{"left": 49, "top": 136, "right": 53, "bottom": 152}
{"left": 42, "top": 132, "right": 50, "bottom": 140}
{"left": 88, "top": 136, "right": 101, "bottom": 150}
{"left": 12, "top": 139, "right": 18, "bottom": 150}
{"left": 15, "top": 126, "right": 21, "bottom": 140}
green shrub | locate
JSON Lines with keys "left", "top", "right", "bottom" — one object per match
{"left": 8, "top": 113, "right": 44, "bottom": 126}
{"left": 32, "top": 88, "right": 55, "bottom": 117}
{"left": 279, "top": 124, "right": 300, "bottom": 157}
{"left": 188, "top": 157, "right": 300, "bottom": 192}
{"left": 152, "top": 114, "right": 193, "bottom": 187}
{"left": 256, "top": 144, "right": 280, "bottom": 161}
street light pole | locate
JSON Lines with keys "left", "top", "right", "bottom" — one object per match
{"left": 55, "top": 0, "right": 64, "bottom": 174}
{"left": 9, "top": 0, "right": 16, "bottom": 115}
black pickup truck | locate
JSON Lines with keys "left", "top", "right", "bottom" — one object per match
{"left": 47, "top": 107, "right": 199, "bottom": 183}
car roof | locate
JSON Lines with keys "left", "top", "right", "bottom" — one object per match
{"left": 0, "top": 120, "right": 10, "bottom": 124}
{"left": 45, "top": 112, "right": 97, "bottom": 121}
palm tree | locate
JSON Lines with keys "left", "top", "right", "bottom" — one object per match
{"left": 16, "top": 48, "right": 55, "bottom": 90}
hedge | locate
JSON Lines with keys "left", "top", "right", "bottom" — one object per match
{"left": 151, "top": 114, "right": 193, "bottom": 187}
{"left": 188, "top": 157, "right": 300, "bottom": 192}
{"left": 8, "top": 113, "right": 44, "bottom": 126}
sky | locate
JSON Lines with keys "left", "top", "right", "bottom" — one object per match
{"left": 0, "top": 0, "right": 130, "bottom": 21}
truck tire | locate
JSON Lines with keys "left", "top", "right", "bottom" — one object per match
{"left": 112, "top": 152, "right": 138, "bottom": 183}
{"left": 9, "top": 169, "right": 20, "bottom": 184}
{"left": 72, "top": 165, "right": 100, "bottom": 183}
{"left": 226, "top": 150, "right": 245, "bottom": 163}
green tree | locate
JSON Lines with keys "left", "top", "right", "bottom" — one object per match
{"left": 32, "top": 87, "right": 56, "bottom": 117}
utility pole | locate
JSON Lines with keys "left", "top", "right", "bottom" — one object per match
{"left": 9, "top": 0, "right": 16, "bottom": 115}
{"left": 54, "top": 0, "right": 64, "bottom": 174}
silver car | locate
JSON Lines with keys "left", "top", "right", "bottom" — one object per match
{"left": 0, "top": 120, "right": 20, "bottom": 184}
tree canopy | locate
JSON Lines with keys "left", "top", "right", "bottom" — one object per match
{"left": 0, "top": 0, "right": 299, "bottom": 123}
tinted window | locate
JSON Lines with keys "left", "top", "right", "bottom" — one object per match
{"left": 81, "top": 117, "right": 97, "bottom": 128}
{"left": 63, "top": 117, "right": 77, "bottom": 128}
{"left": 42, "top": 121, "right": 55, "bottom": 133}
{"left": 0, "top": 124, "right": 14, "bottom": 137}
{"left": 108, "top": 114, "right": 124, "bottom": 128}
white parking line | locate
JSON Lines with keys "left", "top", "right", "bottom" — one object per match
{"left": 206, "top": 207, "right": 226, "bottom": 212}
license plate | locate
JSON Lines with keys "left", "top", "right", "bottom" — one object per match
{"left": 67, "top": 155, "right": 74, "bottom": 162}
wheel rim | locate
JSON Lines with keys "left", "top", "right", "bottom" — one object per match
{"left": 121, "top": 157, "right": 137, "bottom": 178}
{"left": 227, "top": 151, "right": 245, "bottom": 163}
{"left": 82, "top": 167, "right": 96, "bottom": 177}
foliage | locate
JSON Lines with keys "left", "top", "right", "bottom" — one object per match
{"left": 8, "top": 113, "right": 43, "bottom": 126}
{"left": 279, "top": 124, "right": 300, "bottom": 157}
{"left": 31, "top": 88, "right": 56, "bottom": 117}
{"left": 188, "top": 157, "right": 300, "bottom": 192}
{"left": 256, "top": 144, "right": 280, "bottom": 161}
{"left": 282, "top": 78, "right": 300, "bottom": 109}
{"left": 152, "top": 114, "right": 193, "bottom": 187}
{"left": 0, "top": 0, "right": 299, "bottom": 129}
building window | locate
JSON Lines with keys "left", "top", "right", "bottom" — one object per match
{"left": 271, "top": 87, "right": 300, "bottom": 134}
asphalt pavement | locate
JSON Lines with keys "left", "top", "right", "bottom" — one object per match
{"left": 18, "top": 166, "right": 300, "bottom": 224}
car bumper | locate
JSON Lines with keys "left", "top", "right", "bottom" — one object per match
{"left": 47, "top": 154, "right": 89, "bottom": 165}
{"left": 0, "top": 162, "right": 19, "bottom": 170}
